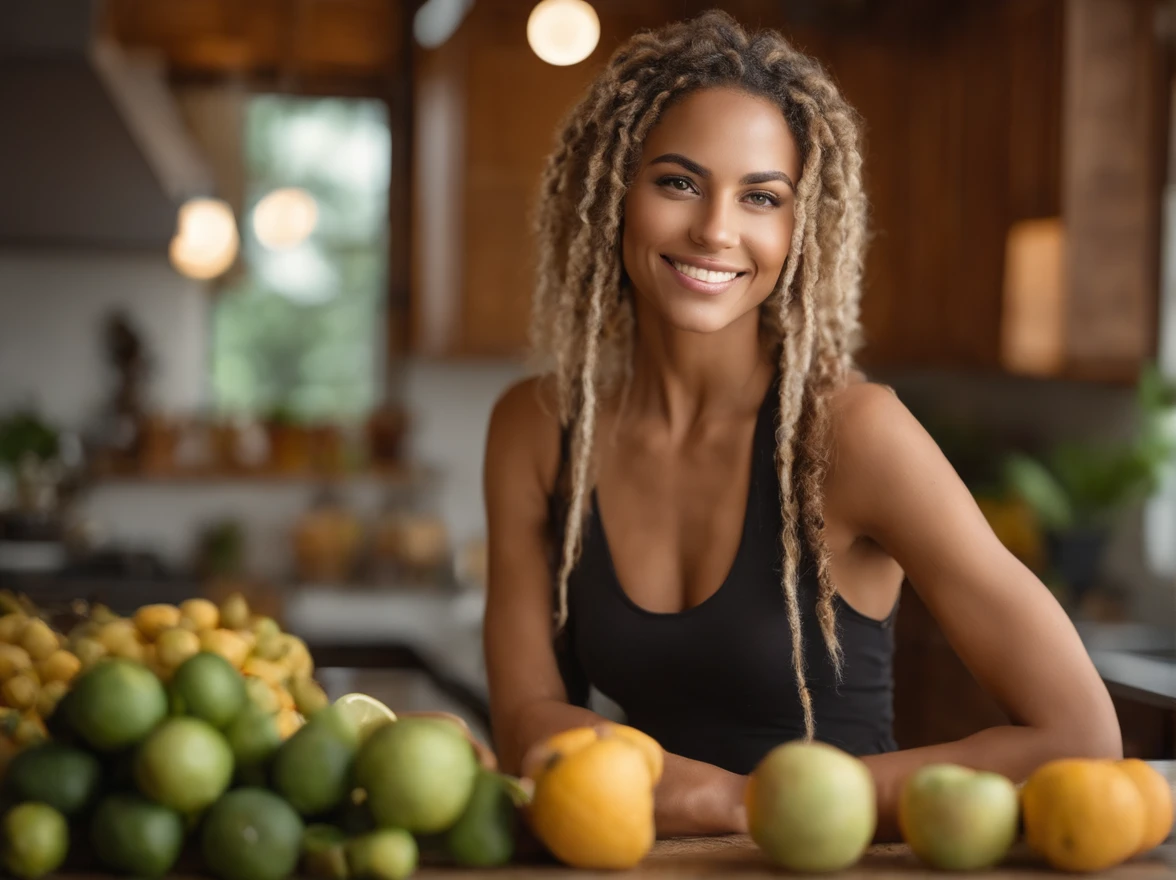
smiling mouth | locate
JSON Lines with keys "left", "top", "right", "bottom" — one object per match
{"left": 662, "top": 256, "right": 747, "bottom": 285}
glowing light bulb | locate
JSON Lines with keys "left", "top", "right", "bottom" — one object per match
{"left": 527, "top": 0, "right": 599, "bottom": 67}
{"left": 169, "top": 197, "right": 239, "bottom": 280}
{"left": 253, "top": 187, "right": 319, "bottom": 250}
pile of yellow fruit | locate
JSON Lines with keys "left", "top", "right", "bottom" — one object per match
{"left": 0, "top": 590, "right": 323, "bottom": 766}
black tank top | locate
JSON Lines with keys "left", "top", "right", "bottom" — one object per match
{"left": 549, "top": 375, "right": 898, "bottom": 775}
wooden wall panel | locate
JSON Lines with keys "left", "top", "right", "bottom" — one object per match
{"left": 1061, "top": 0, "right": 1165, "bottom": 380}
{"left": 410, "top": 0, "right": 1161, "bottom": 376}
{"left": 412, "top": 0, "right": 682, "bottom": 356}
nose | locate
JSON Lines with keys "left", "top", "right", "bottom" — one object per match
{"left": 688, "top": 196, "right": 738, "bottom": 252}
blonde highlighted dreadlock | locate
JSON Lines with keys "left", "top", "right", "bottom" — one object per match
{"left": 530, "top": 10, "right": 868, "bottom": 741}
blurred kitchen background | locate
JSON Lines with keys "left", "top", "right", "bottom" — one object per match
{"left": 0, "top": 0, "right": 1174, "bottom": 757}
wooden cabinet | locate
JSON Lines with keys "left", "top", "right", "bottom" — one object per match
{"left": 409, "top": 0, "right": 1166, "bottom": 379}
{"left": 827, "top": 0, "right": 1165, "bottom": 381}
{"left": 1057, "top": 0, "right": 1167, "bottom": 382}
{"left": 893, "top": 583, "right": 1176, "bottom": 759}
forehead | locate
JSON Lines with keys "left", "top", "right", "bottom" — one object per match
{"left": 639, "top": 86, "right": 801, "bottom": 180}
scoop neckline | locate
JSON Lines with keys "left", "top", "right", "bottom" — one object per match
{"left": 590, "top": 379, "right": 774, "bottom": 619}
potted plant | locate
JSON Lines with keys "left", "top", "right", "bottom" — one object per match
{"left": 1002, "top": 365, "right": 1176, "bottom": 602}
{"left": 0, "top": 409, "right": 62, "bottom": 514}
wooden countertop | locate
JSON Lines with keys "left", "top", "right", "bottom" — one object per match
{"left": 55, "top": 769, "right": 1176, "bottom": 879}
{"left": 419, "top": 836, "right": 1175, "bottom": 878}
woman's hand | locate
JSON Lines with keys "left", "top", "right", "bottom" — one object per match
{"left": 718, "top": 772, "right": 750, "bottom": 835}
{"left": 396, "top": 710, "right": 498, "bottom": 771}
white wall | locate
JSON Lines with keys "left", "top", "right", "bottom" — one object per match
{"left": 0, "top": 251, "right": 208, "bottom": 427}
{"left": 400, "top": 359, "right": 528, "bottom": 545}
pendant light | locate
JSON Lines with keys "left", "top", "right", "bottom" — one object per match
{"left": 526, "top": 0, "right": 600, "bottom": 66}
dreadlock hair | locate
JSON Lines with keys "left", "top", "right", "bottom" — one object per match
{"left": 529, "top": 9, "right": 868, "bottom": 741}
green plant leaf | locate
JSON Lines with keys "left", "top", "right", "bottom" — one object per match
{"left": 0, "top": 411, "right": 59, "bottom": 470}
{"left": 1003, "top": 454, "right": 1074, "bottom": 531}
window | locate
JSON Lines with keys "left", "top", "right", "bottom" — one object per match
{"left": 211, "top": 96, "right": 390, "bottom": 421}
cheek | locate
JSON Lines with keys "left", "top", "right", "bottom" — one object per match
{"left": 749, "top": 214, "right": 795, "bottom": 277}
{"left": 622, "top": 189, "right": 682, "bottom": 255}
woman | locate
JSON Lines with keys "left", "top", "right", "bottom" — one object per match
{"left": 482, "top": 10, "right": 1120, "bottom": 839}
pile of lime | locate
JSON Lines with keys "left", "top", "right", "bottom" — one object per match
{"left": 0, "top": 594, "right": 524, "bottom": 880}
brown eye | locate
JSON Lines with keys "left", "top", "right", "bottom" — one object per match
{"left": 745, "top": 192, "right": 779, "bottom": 208}
{"left": 657, "top": 175, "right": 697, "bottom": 194}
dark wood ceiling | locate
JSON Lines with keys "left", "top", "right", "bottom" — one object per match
{"left": 100, "top": 0, "right": 973, "bottom": 94}
{"left": 101, "top": 0, "right": 406, "bottom": 93}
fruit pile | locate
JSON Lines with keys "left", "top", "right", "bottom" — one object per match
{"left": 0, "top": 586, "right": 1170, "bottom": 879}
{"left": 0, "top": 593, "right": 523, "bottom": 880}
{"left": 0, "top": 591, "right": 318, "bottom": 761}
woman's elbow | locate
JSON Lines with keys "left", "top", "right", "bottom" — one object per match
{"left": 1072, "top": 723, "right": 1124, "bottom": 761}
{"left": 1046, "top": 709, "right": 1123, "bottom": 762}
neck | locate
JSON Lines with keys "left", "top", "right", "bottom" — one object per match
{"left": 626, "top": 296, "right": 776, "bottom": 435}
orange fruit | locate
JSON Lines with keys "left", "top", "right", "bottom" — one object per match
{"left": 1116, "top": 759, "right": 1174, "bottom": 855}
{"left": 526, "top": 724, "right": 660, "bottom": 869}
{"left": 607, "top": 724, "right": 664, "bottom": 785}
{"left": 1022, "top": 759, "right": 1146, "bottom": 872}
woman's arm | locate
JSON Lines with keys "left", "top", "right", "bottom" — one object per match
{"left": 483, "top": 378, "right": 746, "bottom": 837}
{"left": 828, "top": 384, "right": 1122, "bottom": 841}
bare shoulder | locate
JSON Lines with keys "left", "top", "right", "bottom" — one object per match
{"left": 485, "top": 375, "right": 563, "bottom": 499}
{"left": 825, "top": 376, "right": 963, "bottom": 535}
{"left": 827, "top": 377, "right": 914, "bottom": 453}
{"left": 825, "top": 378, "right": 937, "bottom": 497}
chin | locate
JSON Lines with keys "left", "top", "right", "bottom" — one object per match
{"left": 655, "top": 296, "right": 743, "bottom": 335}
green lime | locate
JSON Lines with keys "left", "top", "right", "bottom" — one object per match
{"left": 445, "top": 770, "right": 516, "bottom": 867}
{"left": 90, "top": 793, "right": 184, "bottom": 878}
{"left": 225, "top": 703, "right": 282, "bottom": 771}
{"left": 201, "top": 788, "right": 304, "bottom": 880}
{"left": 302, "top": 824, "right": 349, "bottom": 880}
{"left": 272, "top": 706, "right": 357, "bottom": 817}
{"left": 5, "top": 743, "right": 102, "bottom": 816}
{"left": 67, "top": 659, "right": 168, "bottom": 751}
{"left": 354, "top": 718, "right": 477, "bottom": 834}
{"left": 171, "top": 652, "right": 247, "bottom": 728}
{"left": 134, "top": 717, "right": 233, "bottom": 813}
{"left": 345, "top": 829, "right": 417, "bottom": 880}
{"left": 2, "top": 803, "right": 68, "bottom": 879}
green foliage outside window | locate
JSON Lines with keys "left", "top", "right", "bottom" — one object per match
{"left": 212, "top": 96, "right": 390, "bottom": 422}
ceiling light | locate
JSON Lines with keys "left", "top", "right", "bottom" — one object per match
{"left": 253, "top": 187, "right": 318, "bottom": 250}
{"left": 169, "top": 197, "right": 239, "bottom": 280}
{"left": 527, "top": 0, "right": 599, "bottom": 66}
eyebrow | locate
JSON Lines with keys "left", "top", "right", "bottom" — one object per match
{"left": 648, "top": 152, "right": 796, "bottom": 193}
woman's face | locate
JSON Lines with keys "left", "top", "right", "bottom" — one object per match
{"left": 621, "top": 86, "right": 802, "bottom": 336}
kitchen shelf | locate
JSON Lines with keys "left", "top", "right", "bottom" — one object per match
{"left": 84, "top": 464, "right": 438, "bottom": 488}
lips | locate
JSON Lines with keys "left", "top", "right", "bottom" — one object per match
{"left": 661, "top": 255, "right": 746, "bottom": 295}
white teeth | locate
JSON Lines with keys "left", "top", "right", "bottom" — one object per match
{"left": 670, "top": 259, "right": 739, "bottom": 283}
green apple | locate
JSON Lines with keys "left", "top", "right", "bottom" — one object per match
{"left": 746, "top": 741, "right": 876, "bottom": 872}
{"left": 899, "top": 764, "right": 1019, "bottom": 870}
